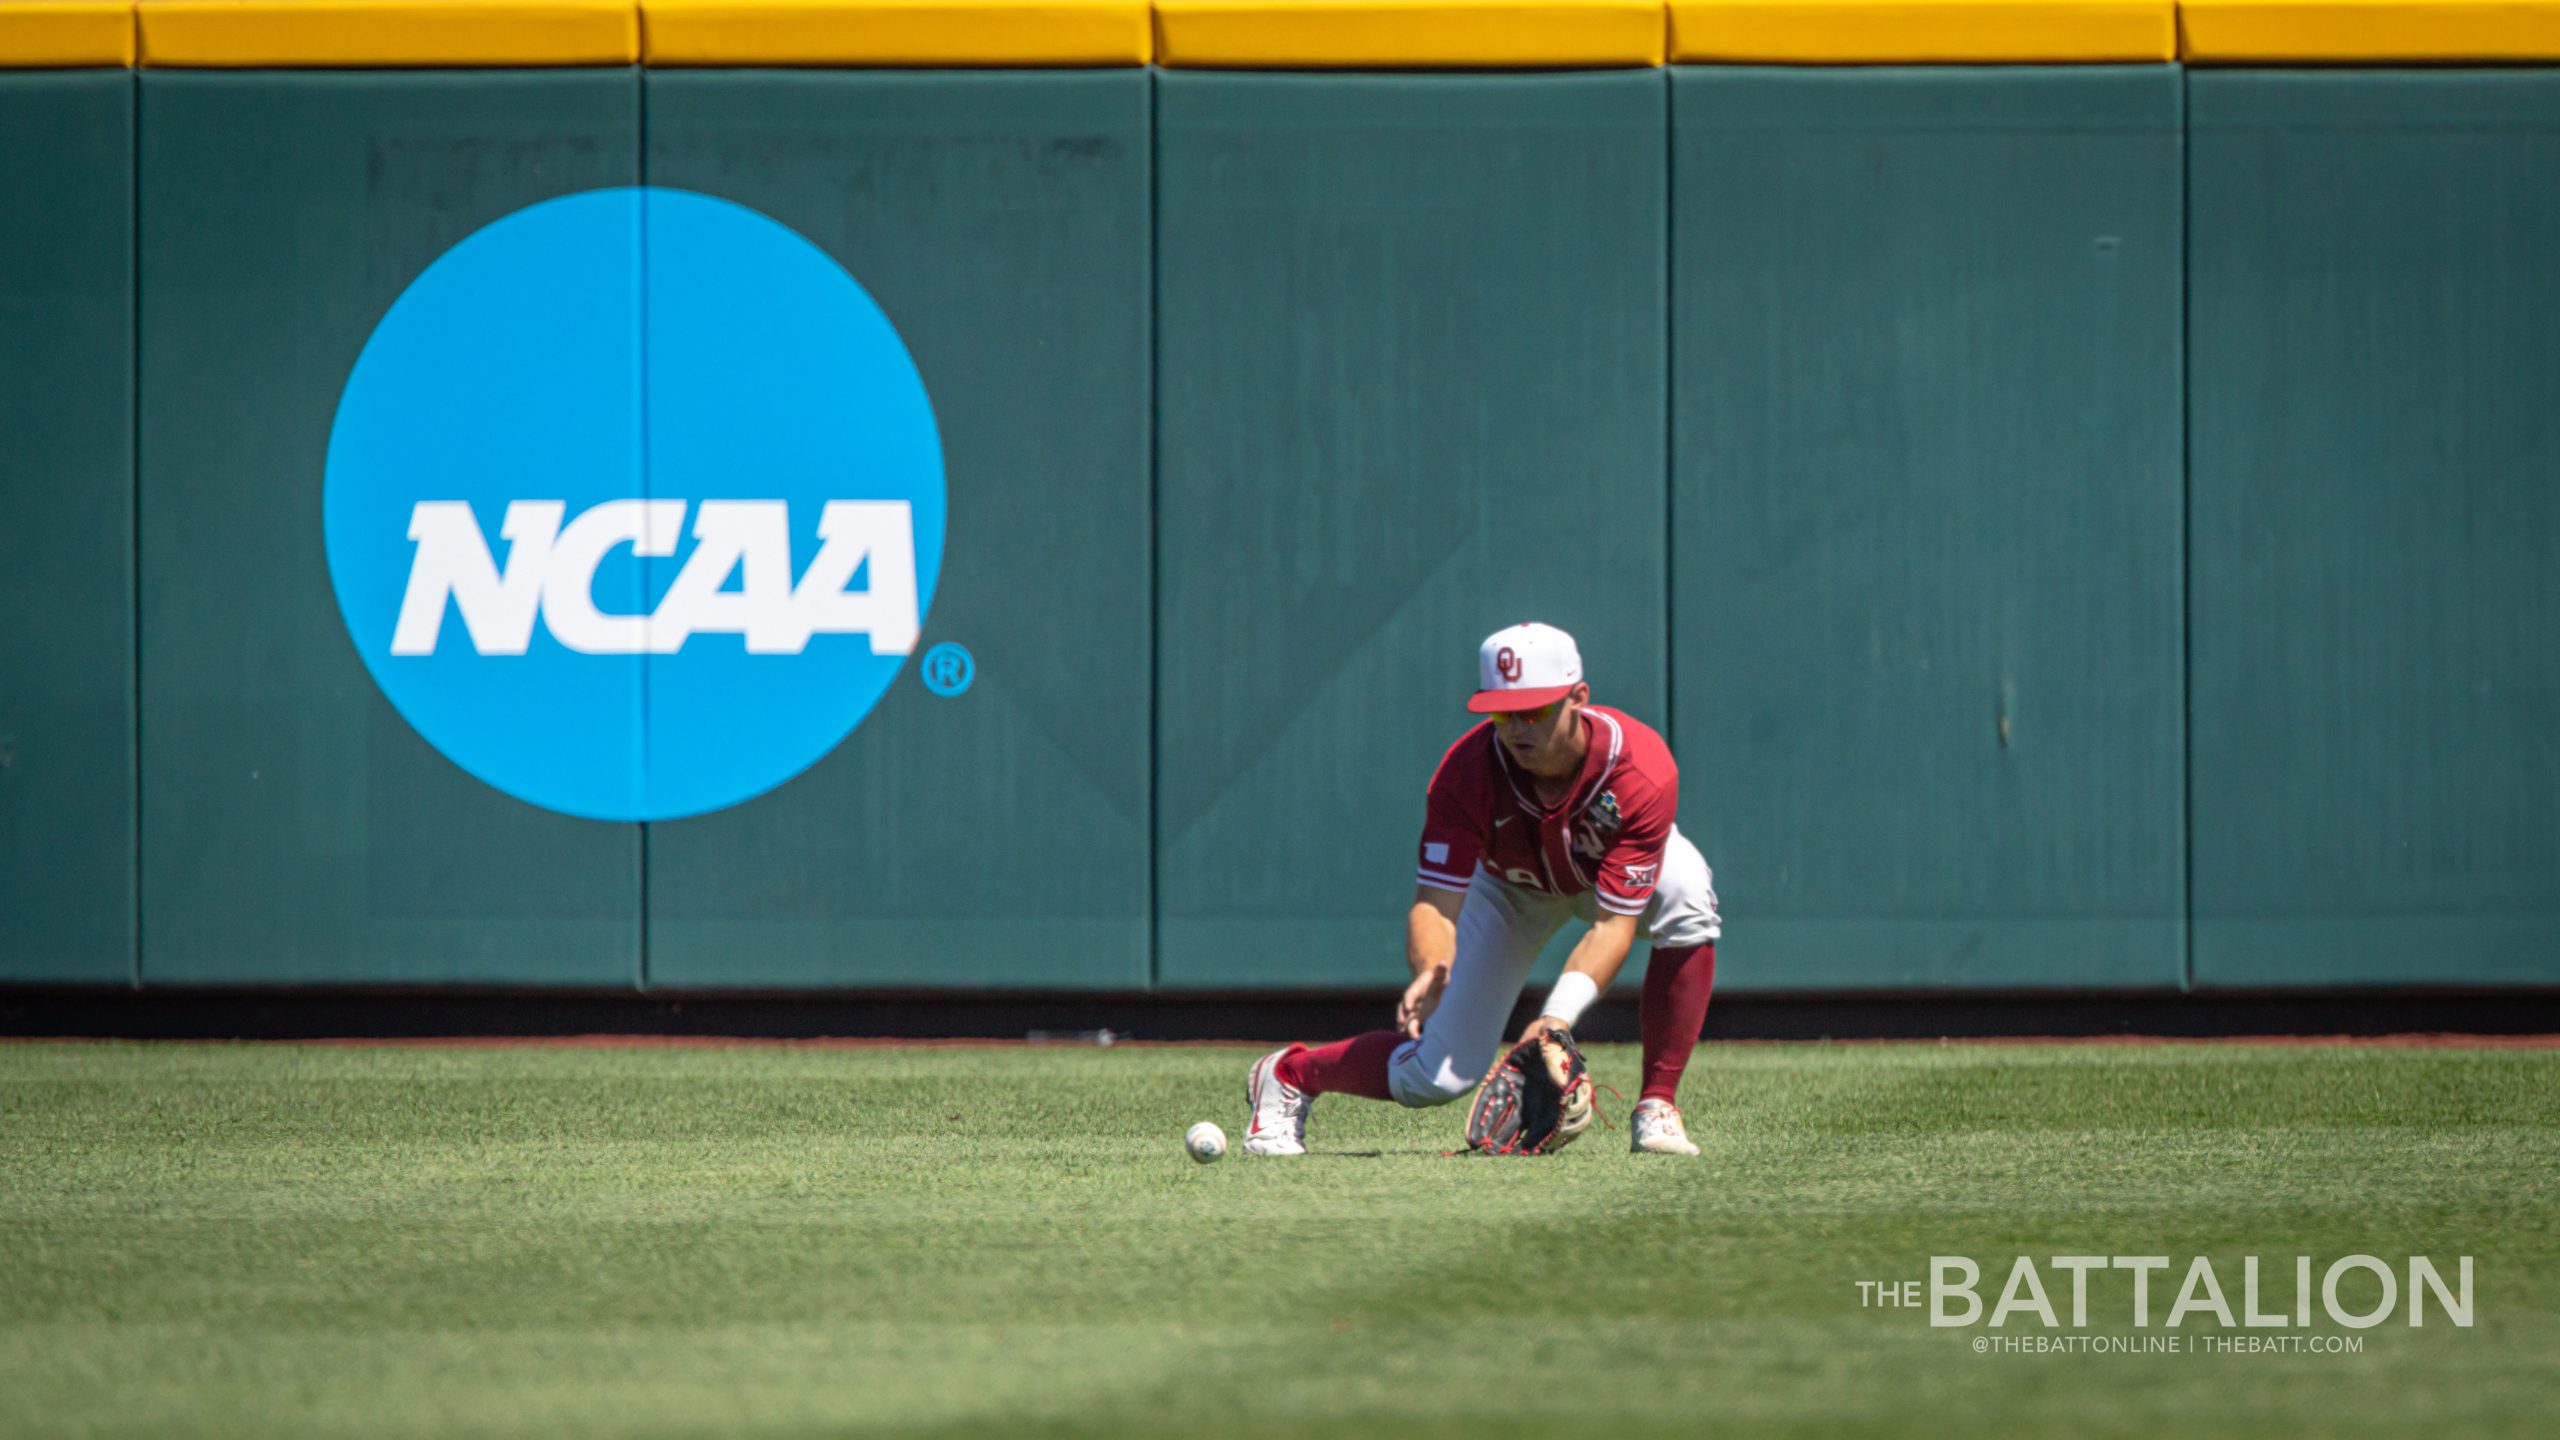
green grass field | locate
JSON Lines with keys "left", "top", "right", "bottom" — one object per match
{"left": 2, "top": 1040, "right": 2553, "bottom": 1438}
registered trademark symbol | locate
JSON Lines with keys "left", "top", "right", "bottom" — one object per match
{"left": 921, "top": 642, "right": 975, "bottom": 697}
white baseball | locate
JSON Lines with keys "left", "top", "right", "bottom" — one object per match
{"left": 1184, "top": 1121, "right": 1227, "bottom": 1164}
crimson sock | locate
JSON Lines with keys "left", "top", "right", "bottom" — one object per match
{"left": 1638, "top": 942, "right": 1717, "bottom": 1104}
{"left": 1276, "top": 1030, "right": 1400, "bottom": 1100}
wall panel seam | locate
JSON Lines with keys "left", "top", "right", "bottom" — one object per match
{"left": 1146, "top": 64, "right": 1163, "bottom": 993}
{"left": 2177, "top": 60, "right": 2194, "bottom": 994}
{"left": 1661, "top": 67, "right": 1676, "bottom": 763}
{"left": 128, "top": 66, "right": 144, "bottom": 990}
{"left": 637, "top": 68, "right": 652, "bottom": 995}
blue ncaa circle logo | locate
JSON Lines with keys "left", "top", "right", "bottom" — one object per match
{"left": 324, "top": 187, "right": 945, "bottom": 821}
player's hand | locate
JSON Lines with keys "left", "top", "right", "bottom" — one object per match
{"left": 1397, "top": 966, "right": 1448, "bottom": 1037}
{"left": 1514, "top": 1014, "right": 1565, "bottom": 1047}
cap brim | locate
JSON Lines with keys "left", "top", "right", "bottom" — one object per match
{"left": 1466, "top": 684, "right": 1575, "bottom": 715}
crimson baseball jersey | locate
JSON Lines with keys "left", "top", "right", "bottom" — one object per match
{"left": 1413, "top": 705, "right": 1677, "bottom": 915}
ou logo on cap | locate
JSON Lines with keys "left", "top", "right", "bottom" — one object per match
{"left": 324, "top": 188, "right": 946, "bottom": 822}
{"left": 1496, "top": 647, "right": 1523, "bottom": 682}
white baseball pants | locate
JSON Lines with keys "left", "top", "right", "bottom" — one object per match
{"left": 1386, "top": 825, "right": 1720, "bottom": 1107}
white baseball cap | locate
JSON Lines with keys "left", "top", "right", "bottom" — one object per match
{"left": 1468, "top": 622, "right": 1584, "bottom": 714}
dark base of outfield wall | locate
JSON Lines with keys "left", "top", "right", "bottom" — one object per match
{"left": 2, "top": 986, "right": 2556, "bottom": 1044}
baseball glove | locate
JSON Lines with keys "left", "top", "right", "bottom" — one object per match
{"left": 1463, "top": 1025, "right": 1596, "bottom": 1155}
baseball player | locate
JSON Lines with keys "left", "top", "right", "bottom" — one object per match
{"left": 1243, "top": 622, "right": 1721, "bottom": 1157}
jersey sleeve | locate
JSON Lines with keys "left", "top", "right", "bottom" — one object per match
{"left": 1593, "top": 773, "right": 1676, "bottom": 916}
{"left": 1416, "top": 737, "right": 1488, "bottom": 893}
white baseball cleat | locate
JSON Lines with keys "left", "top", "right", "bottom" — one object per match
{"left": 1629, "top": 1098, "right": 1700, "bottom": 1156}
{"left": 1242, "top": 1046, "right": 1312, "bottom": 1156}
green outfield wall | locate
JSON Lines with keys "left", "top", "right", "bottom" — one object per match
{"left": 3, "top": 4, "right": 2559, "bottom": 998}
{"left": 0, "top": 70, "right": 134, "bottom": 986}
{"left": 2187, "top": 72, "right": 2560, "bottom": 989}
{"left": 639, "top": 71, "right": 1154, "bottom": 990}
{"left": 1671, "top": 67, "right": 2188, "bottom": 991}
{"left": 1154, "top": 70, "right": 1668, "bottom": 989}
{"left": 136, "top": 72, "right": 646, "bottom": 986}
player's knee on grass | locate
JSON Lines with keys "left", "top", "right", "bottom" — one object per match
{"left": 1386, "top": 1040, "right": 1482, "bottom": 1108}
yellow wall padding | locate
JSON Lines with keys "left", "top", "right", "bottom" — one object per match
{"left": 1152, "top": 0, "right": 1667, "bottom": 69}
{"left": 1671, "top": 1, "right": 2174, "bottom": 63}
{"left": 2181, "top": 0, "right": 2560, "bottom": 61}
{"left": 642, "top": 0, "right": 1150, "bottom": 65}
{"left": 137, "top": 1, "right": 640, "bottom": 67}
{"left": 0, "top": 2, "right": 136, "bottom": 66}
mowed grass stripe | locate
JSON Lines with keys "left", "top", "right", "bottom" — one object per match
{"left": 1, "top": 1042, "right": 2552, "bottom": 1438}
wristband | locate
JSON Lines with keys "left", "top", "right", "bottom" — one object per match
{"left": 1540, "top": 971, "right": 1600, "bottom": 1028}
